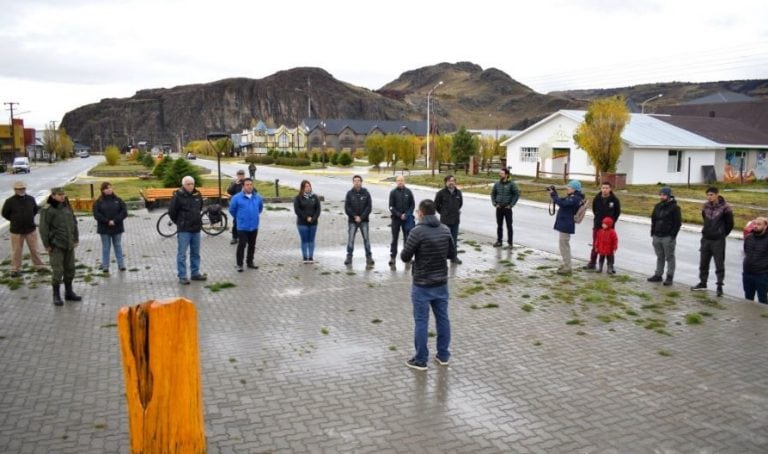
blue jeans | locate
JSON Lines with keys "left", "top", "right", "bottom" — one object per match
{"left": 743, "top": 272, "right": 768, "bottom": 303}
{"left": 100, "top": 233, "right": 124, "bottom": 271}
{"left": 446, "top": 223, "right": 459, "bottom": 249}
{"left": 177, "top": 231, "right": 201, "bottom": 279}
{"left": 390, "top": 217, "right": 412, "bottom": 257}
{"left": 411, "top": 284, "right": 451, "bottom": 364}
{"left": 346, "top": 222, "right": 371, "bottom": 257}
{"left": 297, "top": 224, "right": 317, "bottom": 259}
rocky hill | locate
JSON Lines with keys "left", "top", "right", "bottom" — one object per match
{"left": 60, "top": 63, "right": 768, "bottom": 149}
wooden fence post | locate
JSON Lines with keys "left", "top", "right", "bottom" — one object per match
{"left": 117, "top": 298, "right": 206, "bottom": 454}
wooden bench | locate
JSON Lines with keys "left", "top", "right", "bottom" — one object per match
{"left": 141, "top": 187, "right": 230, "bottom": 210}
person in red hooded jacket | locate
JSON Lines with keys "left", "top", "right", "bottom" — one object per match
{"left": 594, "top": 216, "right": 618, "bottom": 274}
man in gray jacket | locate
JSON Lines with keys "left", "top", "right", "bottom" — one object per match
{"left": 401, "top": 199, "right": 456, "bottom": 371}
{"left": 490, "top": 168, "right": 520, "bottom": 248}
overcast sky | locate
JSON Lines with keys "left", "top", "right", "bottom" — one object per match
{"left": 2, "top": 0, "right": 767, "bottom": 131}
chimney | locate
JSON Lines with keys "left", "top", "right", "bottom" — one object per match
{"left": 709, "top": 111, "right": 716, "bottom": 118}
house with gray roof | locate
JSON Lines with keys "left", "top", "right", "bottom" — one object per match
{"left": 301, "top": 119, "right": 427, "bottom": 153}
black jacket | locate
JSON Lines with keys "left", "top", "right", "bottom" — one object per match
{"left": 491, "top": 179, "right": 520, "bottom": 207}
{"left": 168, "top": 188, "right": 203, "bottom": 233}
{"left": 592, "top": 192, "right": 621, "bottom": 230}
{"left": 388, "top": 187, "right": 415, "bottom": 219}
{"left": 434, "top": 187, "right": 463, "bottom": 225}
{"left": 227, "top": 179, "right": 245, "bottom": 196}
{"left": 294, "top": 193, "right": 321, "bottom": 226}
{"left": 344, "top": 187, "right": 372, "bottom": 223}
{"left": 701, "top": 196, "right": 734, "bottom": 240}
{"left": 93, "top": 194, "right": 128, "bottom": 235}
{"left": 400, "top": 215, "right": 455, "bottom": 287}
{"left": 651, "top": 197, "right": 682, "bottom": 238}
{"left": 2, "top": 194, "right": 39, "bottom": 234}
{"left": 743, "top": 231, "right": 768, "bottom": 274}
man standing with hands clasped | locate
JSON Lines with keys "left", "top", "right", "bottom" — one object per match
{"left": 401, "top": 199, "right": 455, "bottom": 371}
{"left": 2, "top": 181, "right": 47, "bottom": 277}
{"left": 388, "top": 175, "right": 415, "bottom": 267}
{"left": 39, "top": 187, "right": 81, "bottom": 306}
{"left": 344, "top": 175, "right": 374, "bottom": 267}
{"left": 691, "top": 187, "right": 733, "bottom": 297}
{"left": 491, "top": 168, "right": 520, "bottom": 248}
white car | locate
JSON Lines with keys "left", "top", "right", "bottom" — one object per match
{"left": 76, "top": 150, "right": 90, "bottom": 158}
{"left": 12, "top": 157, "right": 31, "bottom": 173}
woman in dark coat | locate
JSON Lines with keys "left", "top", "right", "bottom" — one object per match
{"left": 293, "top": 180, "right": 321, "bottom": 263}
{"left": 93, "top": 182, "right": 128, "bottom": 273}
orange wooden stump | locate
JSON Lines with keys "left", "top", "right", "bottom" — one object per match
{"left": 117, "top": 298, "right": 206, "bottom": 453}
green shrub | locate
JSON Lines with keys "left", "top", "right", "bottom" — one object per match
{"left": 311, "top": 153, "right": 319, "bottom": 162}
{"left": 153, "top": 155, "right": 173, "bottom": 178}
{"left": 247, "top": 155, "right": 275, "bottom": 165}
{"left": 141, "top": 153, "right": 155, "bottom": 168}
{"left": 337, "top": 152, "right": 353, "bottom": 166}
{"left": 275, "top": 157, "right": 311, "bottom": 167}
{"left": 330, "top": 153, "right": 339, "bottom": 165}
{"left": 104, "top": 146, "right": 121, "bottom": 165}
{"left": 163, "top": 157, "right": 202, "bottom": 188}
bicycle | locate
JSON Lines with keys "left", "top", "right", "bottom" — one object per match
{"left": 156, "top": 204, "right": 229, "bottom": 237}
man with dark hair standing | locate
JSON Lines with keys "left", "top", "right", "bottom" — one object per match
{"left": 584, "top": 182, "right": 621, "bottom": 270}
{"left": 401, "top": 199, "right": 455, "bottom": 371}
{"left": 2, "top": 181, "right": 47, "bottom": 277}
{"left": 435, "top": 175, "right": 463, "bottom": 264}
{"left": 490, "top": 168, "right": 520, "bottom": 248}
{"left": 691, "top": 187, "right": 734, "bottom": 296}
{"left": 39, "top": 187, "right": 81, "bottom": 306}
{"left": 227, "top": 169, "right": 247, "bottom": 244}
{"left": 169, "top": 176, "right": 207, "bottom": 284}
{"left": 344, "top": 175, "right": 374, "bottom": 267}
{"left": 743, "top": 217, "right": 768, "bottom": 304}
{"left": 388, "top": 175, "right": 415, "bottom": 267}
{"left": 228, "top": 178, "right": 263, "bottom": 272}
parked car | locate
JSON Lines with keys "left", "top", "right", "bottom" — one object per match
{"left": 186, "top": 152, "right": 196, "bottom": 160}
{"left": 12, "top": 157, "right": 31, "bottom": 173}
{"left": 76, "top": 149, "right": 90, "bottom": 158}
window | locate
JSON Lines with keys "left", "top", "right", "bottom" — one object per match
{"left": 667, "top": 150, "right": 682, "bottom": 172}
{"left": 278, "top": 133, "right": 289, "bottom": 148}
{"left": 520, "top": 147, "right": 539, "bottom": 163}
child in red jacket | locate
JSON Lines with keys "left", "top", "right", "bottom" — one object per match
{"left": 595, "top": 216, "right": 618, "bottom": 274}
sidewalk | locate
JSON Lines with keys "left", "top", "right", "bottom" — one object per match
{"left": 1, "top": 199, "right": 766, "bottom": 452}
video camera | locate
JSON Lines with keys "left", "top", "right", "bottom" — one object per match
{"left": 546, "top": 185, "right": 557, "bottom": 192}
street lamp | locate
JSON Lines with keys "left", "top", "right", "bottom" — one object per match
{"left": 318, "top": 121, "right": 327, "bottom": 168}
{"left": 640, "top": 93, "right": 663, "bottom": 114}
{"left": 207, "top": 132, "right": 229, "bottom": 204}
{"left": 426, "top": 80, "right": 443, "bottom": 175}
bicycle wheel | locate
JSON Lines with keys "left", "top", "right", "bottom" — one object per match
{"left": 156, "top": 212, "right": 177, "bottom": 237}
{"left": 202, "top": 211, "right": 228, "bottom": 236}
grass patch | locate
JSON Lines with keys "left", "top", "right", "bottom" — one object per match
{"left": 389, "top": 345, "right": 397, "bottom": 351}
{"left": 643, "top": 318, "right": 667, "bottom": 330}
{"left": 371, "top": 318, "right": 382, "bottom": 324}
{"left": 521, "top": 303, "right": 534, "bottom": 312}
{"left": 100, "top": 323, "right": 118, "bottom": 328}
{"left": 320, "top": 327, "right": 330, "bottom": 335}
{"left": 625, "top": 309, "right": 639, "bottom": 316}
{"left": 204, "top": 282, "right": 236, "bottom": 292}
{"left": 265, "top": 205, "right": 290, "bottom": 211}
{"left": 533, "top": 340, "right": 542, "bottom": 346}
{"left": 428, "top": 331, "right": 436, "bottom": 338}
{"left": 229, "top": 357, "right": 237, "bottom": 363}
{"left": 494, "top": 275, "right": 511, "bottom": 284}
{"left": 685, "top": 313, "right": 704, "bottom": 325}
{"left": 658, "top": 350, "right": 672, "bottom": 357}
{"left": 565, "top": 319, "right": 585, "bottom": 326}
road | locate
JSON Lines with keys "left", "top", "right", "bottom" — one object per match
{"left": 0, "top": 156, "right": 747, "bottom": 298}
{"left": 198, "top": 159, "right": 747, "bottom": 299}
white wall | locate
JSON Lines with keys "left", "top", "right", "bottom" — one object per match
{"left": 504, "top": 115, "right": 595, "bottom": 180}
{"left": 627, "top": 148, "right": 718, "bottom": 184}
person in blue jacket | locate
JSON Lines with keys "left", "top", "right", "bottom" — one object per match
{"left": 548, "top": 180, "right": 584, "bottom": 275}
{"left": 228, "top": 178, "right": 264, "bottom": 272}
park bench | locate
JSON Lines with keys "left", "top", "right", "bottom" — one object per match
{"left": 140, "top": 187, "right": 230, "bottom": 210}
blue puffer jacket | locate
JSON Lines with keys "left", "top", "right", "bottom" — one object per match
{"left": 551, "top": 189, "right": 584, "bottom": 234}
{"left": 229, "top": 191, "right": 264, "bottom": 232}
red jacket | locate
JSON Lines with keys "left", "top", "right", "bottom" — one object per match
{"left": 595, "top": 217, "right": 618, "bottom": 255}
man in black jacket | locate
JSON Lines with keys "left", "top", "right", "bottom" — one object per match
{"left": 2, "top": 181, "right": 46, "bottom": 277}
{"left": 401, "top": 199, "right": 455, "bottom": 371}
{"left": 648, "top": 187, "right": 682, "bottom": 286}
{"left": 490, "top": 168, "right": 520, "bottom": 248}
{"left": 226, "top": 169, "right": 246, "bottom": 244}
{"left": 344, "top": 175, "right": 374, "bottom": 267}
{"left": 743, "top": 217, "right": 768, "bottom": 304}
{"left": 585, "top": 182, "right": 621, "bottom": 269}
{"left": 434, "top": 175, "right": 463, "bottom": 264}
{"left": 169, "top": 176, "right": 207, "bottom": 284}
{"left": 691, "top": 187, "right": 734, "bottom": 296}
{"left": 388, "top": 175, "right": 415, "bottom": 266}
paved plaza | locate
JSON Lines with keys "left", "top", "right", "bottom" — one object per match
{"left": 0, "top": 199, "right": 767, "bottom": 453}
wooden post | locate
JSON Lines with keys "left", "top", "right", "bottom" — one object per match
{"left": 117, "top": 298, "right": 206, "bottom": 454}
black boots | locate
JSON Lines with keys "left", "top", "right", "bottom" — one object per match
{"left": 52, "top": 284, "right": 63, "bottom": 306}
{"left": 64, "top": 281, "right": 82, "bottom": 302}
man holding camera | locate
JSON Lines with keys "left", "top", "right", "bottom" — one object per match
{"left": 490, "top": 168, "right": 520, "bottom": 248}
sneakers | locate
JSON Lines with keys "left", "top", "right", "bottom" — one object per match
{"left": 663, "top": 275, "right": 674, "bottom": 286}
{"left": 405, "top": 358, "right": 427, "bottom": 371}
{"left": 493, "top": 241, "right": 502, "bottom": 247}
{"left": 716, "top": 284, "right": 723, "bottom": 297}
{"left": 344, "top": 255, "right": 352, "bottom": 266}
{"left": 119, "top": 267, "right": 127, "bottom": 272}
{"left": 434, "top": 356, "right": 450, "bottom": 367}
{"left": 237, "top": 266, "right": 243, "bottom": 272}
{"left": 179, "top": 278, "right": 191, "bottom": 285}
{"left": 690, "top": 283, "right": 707, "bottom": 291}
{"left": 191, "top": 274, "right": 208, "bottom": 281}
{"left": 607, "top": 266, "right": 616, "bottom": 275}
{"left": 647, "top": 275, "right": 663, "bottom": 282}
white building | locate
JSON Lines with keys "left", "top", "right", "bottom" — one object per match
{"left": 501, "top": 110, "right": 724, "bottom": 185}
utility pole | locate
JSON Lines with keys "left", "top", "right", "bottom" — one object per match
{"left": 4, "top": 101, "right": 19, "bottom": 158}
